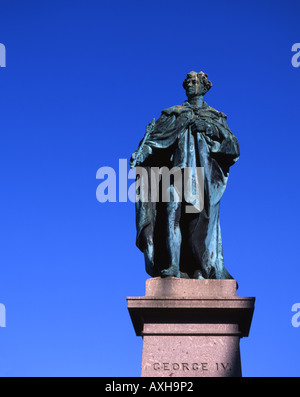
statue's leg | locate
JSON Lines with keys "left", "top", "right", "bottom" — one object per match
{"left": 182, "top": 208, "right": 208, "bottom": 279}
{"left": 188, "top": 204, "right": 233, "bottom": 279}
{"left": 144, "top": 235, "right": 155, "bottom": 276}
{"left": 160, "top": 186, "right": 182, "bottom": 278}
{"left": 142, "top": 225, "right": 159, "bottom": 277}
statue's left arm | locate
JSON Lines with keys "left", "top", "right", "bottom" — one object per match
{"left": 204, "top": 115, "right": 240, "bottom": 168}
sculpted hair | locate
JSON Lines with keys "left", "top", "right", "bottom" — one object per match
{"left": 182, "top": 71, "right": 212, "bottom": 94}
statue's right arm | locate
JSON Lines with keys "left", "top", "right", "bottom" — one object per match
{"left": 130, "top": 144, "right": 153, "bottom": 168}
{"left": 145, "top": 112, "right": 182, "bottom": 150}
{"left": 130, "top": 111, "right": 180, "bottom": 167}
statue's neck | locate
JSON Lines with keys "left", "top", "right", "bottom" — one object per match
{"left": 187, "top": 95, "right": 204, "bottom": 107}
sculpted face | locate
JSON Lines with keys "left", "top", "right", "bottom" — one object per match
{"left": 185, "top": 73, "right": 203, "bottom": 99}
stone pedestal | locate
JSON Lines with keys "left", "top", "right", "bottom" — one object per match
{"left": 127, "top": 278, "right": 255, "bottom": 377}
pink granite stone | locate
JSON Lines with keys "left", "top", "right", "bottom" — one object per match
{"left": 145, "top": 277, "right": 238, "bottom": 298}
{"left": 127, "top": 278, "right": 255, "bottom": 377}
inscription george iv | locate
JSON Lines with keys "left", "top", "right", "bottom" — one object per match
{"left": 153, "top": 362, "right": 231, "bottom": 372}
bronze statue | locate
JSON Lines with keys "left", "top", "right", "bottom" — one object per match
{"left": 130, "top": 71, "right": 239, "bottom": 279}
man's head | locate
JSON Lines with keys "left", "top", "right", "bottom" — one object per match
{"left": 183, "top": 71, "right": 212, "bottom": 99}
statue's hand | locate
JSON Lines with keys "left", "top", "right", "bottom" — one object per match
{"left": 129, "top": 151, "right": 138, "bottom": 168}
{"left": 130, "top": 145, "right": 152, "bottom": 168}
{"left": 190, "top": 119, "right": 206, "bottom": 134}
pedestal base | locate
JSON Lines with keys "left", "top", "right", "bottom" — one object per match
{"left": 127, "top": 278, "right": 255, "bottom": 377}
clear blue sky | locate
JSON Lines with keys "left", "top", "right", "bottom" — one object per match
{"left": 0, "top": 0, "right": 299, "bottom": 377}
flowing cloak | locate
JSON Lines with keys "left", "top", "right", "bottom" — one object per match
{"left": 134, "top": 100, "right": 240, "bottom": 279}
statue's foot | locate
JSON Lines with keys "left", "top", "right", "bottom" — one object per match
{"left": 160, "top": 266, "right": 180, "bottom": 278}
{"left": 180, "top": 271, "right": 190, "bottom": 279}
{"left": 193, "top": 270, "right": 205, "bottom": 279}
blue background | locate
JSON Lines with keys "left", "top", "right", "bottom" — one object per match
{"left": 0, "top": 0, "right": 299, "bottom": 377}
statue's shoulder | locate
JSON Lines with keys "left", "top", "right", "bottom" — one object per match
{"left": 161, "top": 104, "right": 188, "bottom": 116}
{"left": 207, "top": 105, "right": 227, "bottom": 119}
{"left": 161, "top": 103, "right": 227, "bottom": 119}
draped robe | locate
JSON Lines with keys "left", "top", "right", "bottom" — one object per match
{"left": 134, "top": 101, "right": 239, "bottom": 279}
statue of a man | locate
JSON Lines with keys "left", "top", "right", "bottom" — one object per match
{"left": 130, "top": 71, "right": 239, "bottom": 279}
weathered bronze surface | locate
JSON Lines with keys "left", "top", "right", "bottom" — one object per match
{"left": 130, "top": 71, "right": 239, "bottom": 279}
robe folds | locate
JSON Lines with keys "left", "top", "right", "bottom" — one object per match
{"left": 134, "top": 101, "right": 240, "bottom": 279}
